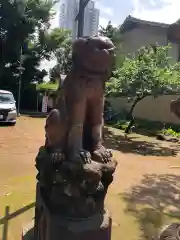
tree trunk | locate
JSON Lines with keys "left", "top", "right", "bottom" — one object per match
{"left": 125, "top": 96, "right": 145, "bottom": 134}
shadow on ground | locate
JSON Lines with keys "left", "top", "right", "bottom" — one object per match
{"left": 0, "top": 122, "right": 15, "bottom": 127}
{"left": 122, "top": 174, "right": 180, "bottom": 239}
{"left": 26, "top": 115, "right": 47, "bottom": 118}
{"left": 104, "top": 127, "right": 179, "bottom": 157}
{"left": 21, "top": 113, "right": 47, "bottom": 118}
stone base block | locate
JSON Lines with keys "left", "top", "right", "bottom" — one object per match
{"left": 22, "top": 211, "right": 112, "bottom": 240}
{"left": 47, "top": 211, "right": 112, "bottom": 240}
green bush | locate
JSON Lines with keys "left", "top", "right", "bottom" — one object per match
{"left": 159, "top": 128, "right": 180, "bottom": 138}
{"left": 113, "top": 120, "right": 129, "bottom": 130}
{"left": 37, "top": 82, "right": 58, "bottom": 92}
{"left": 109, "top": 116, "right": 180, "bottom": 138}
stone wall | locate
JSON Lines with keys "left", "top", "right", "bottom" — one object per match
{"left": 109, "top": 95, "right": 180, "bottom": 125}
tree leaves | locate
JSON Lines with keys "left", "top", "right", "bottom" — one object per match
{"left": 0, "top": 0, "right": 69, "bottom": 91}
{"left": 56, "top": 37, "right": 72, "bottom": 75}
{"left": 107, "top": 44, "right": 180, "bottom": 98}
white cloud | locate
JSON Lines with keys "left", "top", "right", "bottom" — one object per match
{"left": 102, "top": 7, "right": 113, "bottom": 16}
{"left": 99, "top": 17, "right": 109, "bottom": 27}
{"left": 50, "top": 3, "right": 59, "bottom": 29}
{"left": 99, "top": 17, "right": 118, "bottom": 27}
{"left": 50, "top": 15, "right": 59, "bottom": 29}
{"left": 39, "top": 59, "right": 56, "bottom": 71}
{"left": 40, "top": 59, "right": 57, "bottom": 82}
{"left": 132, "top": 0, "right": 180, "bottom": 24}
{"left": 96, "top": 2, "right": 114, "bottom": 16}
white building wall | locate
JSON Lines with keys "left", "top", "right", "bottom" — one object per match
{"left": 120, "top": 25, "right": 179, "bottom": 63}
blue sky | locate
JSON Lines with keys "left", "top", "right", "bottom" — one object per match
{"left": 51, "top": 0, "right": 180, "bottom": 28}
{"left": 42, "top": 0, "right": 180, "bottom": 77}
{"left": 96, "top": 0, "right": 180, "bottom": 26}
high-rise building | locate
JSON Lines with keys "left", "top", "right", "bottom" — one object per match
{"left": 91, "top": 7, "right": 100, "bottom": 36}
{"left": 59, "top": 0, "right": 100, "bottom": 39}
{"left": 83, "top": 1, "right": 99, "bottom": 36}
{"left": 59, "top": 0, "right": 78, "bottom": 39}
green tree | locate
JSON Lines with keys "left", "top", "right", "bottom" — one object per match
{"left": 47, "top": 28, "right": 71, "bottom": 53}
{"left": 0, "top": 0, "right": 73, "bottom": 110}
{"left": 49, "top": 64, "right": 60, "bottom": 83}
{"left": 107, "top": 44, "right": 180, "bottom": 133}
{"left": 56, "top": 37, "right": 72, "bottom": 75}
{"left": 99, "top": 21, "right": 120, "bottom": 44}
{"left": 0, "top": 0, "right": 59, "bottom": 91}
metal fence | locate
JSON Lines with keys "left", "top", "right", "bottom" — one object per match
{"left": 0, "top": 203, "right": 35, "bottom": 240}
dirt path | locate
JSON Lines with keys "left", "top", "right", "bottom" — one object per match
{"left": 0, "top": 116, "right": 45, "bottom": 181}
{"left": 0, "top": 117, "right": 180, "bottom": 240}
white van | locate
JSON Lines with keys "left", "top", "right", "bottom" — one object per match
{"left": 0, "top": 90, "right": 17, "bottom": 125}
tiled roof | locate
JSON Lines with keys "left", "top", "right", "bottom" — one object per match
{"left": 120, "top": 15, "right": 170, "bottom": 33}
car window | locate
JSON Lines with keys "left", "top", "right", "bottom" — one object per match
{"left": 0, "top": 93, "right": 15, "bottom": 103}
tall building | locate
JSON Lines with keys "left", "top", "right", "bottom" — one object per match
{"left": 59, "top": 0, "right": 100, "bottom": 39}
{"left": 83, "top": 1, "right": 100, "bottom": 36}
{"left": 59, "top": 0, "right": 78, "bottom": 39}
{"left": 91, "top": 7, "right": 100, "bottom": 35}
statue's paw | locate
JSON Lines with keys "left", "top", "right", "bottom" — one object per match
{"left": 101, "top": 159, "right": 118, "bottom": 175}
{"left": 92, "top": 147, "right": 113, "bottom": 163}
{"left": 51, "top": 149, "right": 65, "bottom": 164}
{"left": 67, "top": 150, "right": 91, "bottom": 164}
{"left": 78, "top": 150, "right": 91, "bottom": 164}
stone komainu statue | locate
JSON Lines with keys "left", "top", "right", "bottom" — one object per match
{"left": 32, "top": 36, "right": 117, "bottom": 240}
{"left": 46, "top": 35, "right": 116, "bottom": 163}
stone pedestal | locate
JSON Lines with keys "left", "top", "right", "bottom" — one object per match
{"left": 23, "top": 182, "right": 113, "bottom": 240}
{"left": 22, "top": 212, "right": 111, "bottom": 240}
{"left": 46, "top": 211, "right": 111, "bottom": 240}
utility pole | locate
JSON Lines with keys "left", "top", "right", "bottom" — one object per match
{"left": 16, "top": 1, "right": 26, "bottom": 116}
{"left": 17, "top": 46, "right": 25, "bottom": 117}
{"left": 75, "top": 0, "right": 90, "bottom": 38}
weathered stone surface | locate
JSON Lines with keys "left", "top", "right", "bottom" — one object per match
{"left": 35, "top": 151, "right": 117, "bottom": 219}
{"left": 23, "top": 213, "right": 111, "bottom": 240}
{"left": 32, "top": 35, "right": 117, "bottom": 240}
{"left": 159, "top": 223, "right": 180, "bottom": 240}
{"left": 46, "top": 211, "right": 111, "bottom": 240}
